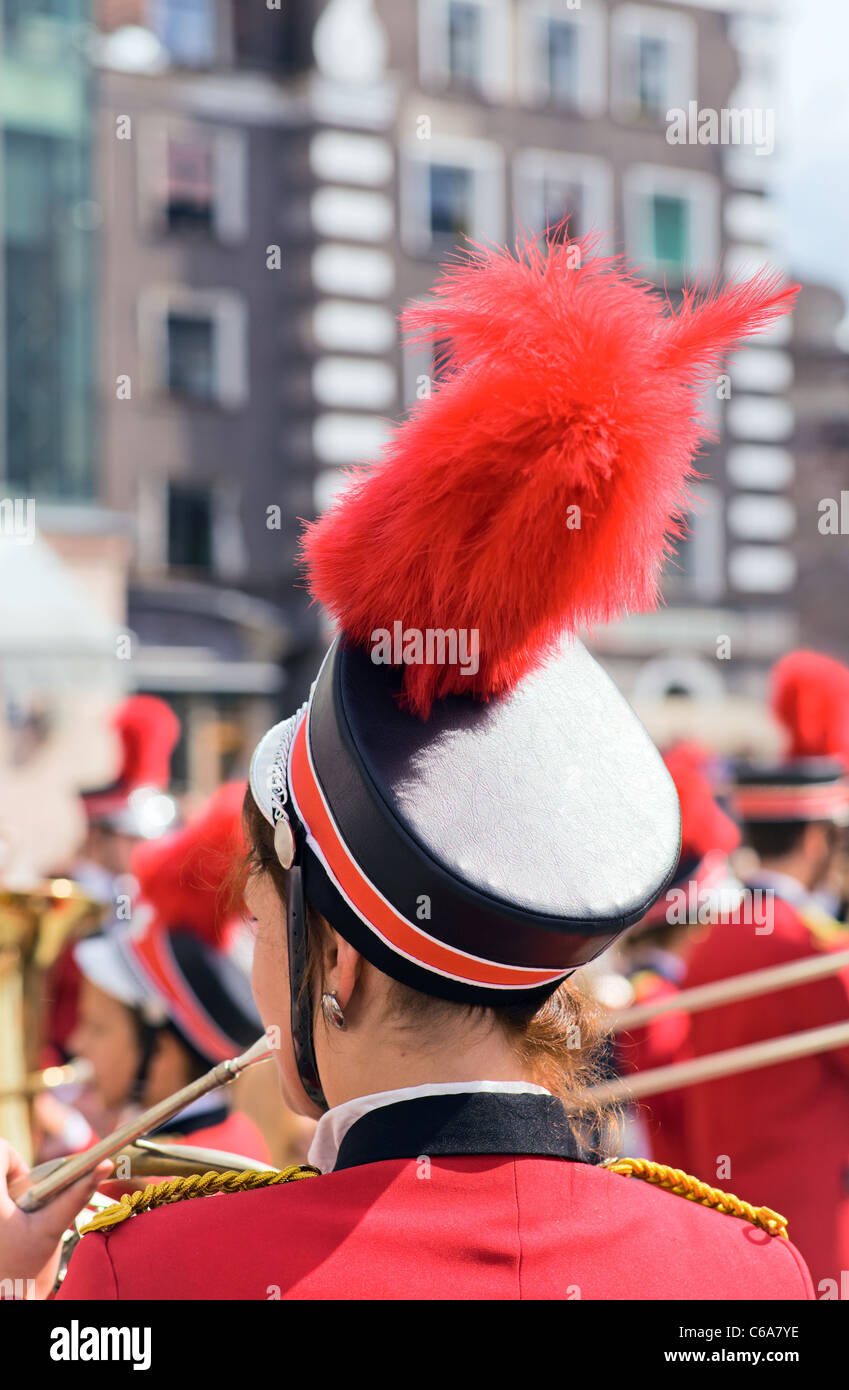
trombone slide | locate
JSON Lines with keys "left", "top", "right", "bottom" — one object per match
{"left": 580, "top": 1019, "right": 849, "bottom": 1109}
{"left": 12, "top": 1035, "right": 273, "bottom": 1212}
{"left": 613, "top": 946, "right": 849, "bottom": 1033}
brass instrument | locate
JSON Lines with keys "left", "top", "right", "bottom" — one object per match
{"left": 5, "top": 1035, "right": 275, "bottom": 1290}
{"left": 570, "top": 946, "right": 849, "bottom": 1110}
{"left": 0, "top": 882, "right": 104, "bottom": 1160}
{"left": 579, "top": 1019, "right": 849, "bottom": 1109}
{"left": 0, "top": 1058, "right": 94, "bottom": 1102}
{"left": 611, "top": 945, "right": 849, "bottom": 1033}
{"left": 11, "top": 1033, "right": 273, "bottom": 1211}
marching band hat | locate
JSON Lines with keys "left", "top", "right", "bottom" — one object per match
{"left": 733, "top": 650, "right": 849, "bottom": 825}
{"left": 75, "top": 782, "right": 261, "bottom": 1064}
{"left": 81, "top": 694, "right": 180, "bottom": 838}
{"left": 249, "top": 233, "right": 797, "bottom": 1108}
{"left": 733, "top": 759, "right": 849, "bottom": 827}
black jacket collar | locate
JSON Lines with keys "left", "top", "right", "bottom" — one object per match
{"left": 333, "top": 1091, "right": 596, "bottom": 1172}
{"left": 150, "top": 1104, "right": 229, "bottom": 1139}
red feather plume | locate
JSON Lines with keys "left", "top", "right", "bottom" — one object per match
{"left": 114, "top": 695, "right": 180, "bottom": 790}
{"left": 771, "top": 649, "right": 849, "bottom": 765}
{"left": 662, "top": 742, "right": 740, "bottom": 861}
{"left": 303, "top": 235, "right": 798, "bottom": 717}
{"left": 131, "top": 781, "right": 247, "bottom": 944}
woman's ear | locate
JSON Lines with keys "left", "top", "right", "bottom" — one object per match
{"left": 324, "top": 929, "right": 362, "bottom": 1012}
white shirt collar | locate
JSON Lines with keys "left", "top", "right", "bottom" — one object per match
{"left": 307, "top": 1079, "right": 551, "bottom": 1174}
{"left": 746, "top": 868, "right": 808, "bottom": 905}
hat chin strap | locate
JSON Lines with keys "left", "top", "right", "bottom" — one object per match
{"left": 286, "top": 862, "right": 329, "bottom": 1113}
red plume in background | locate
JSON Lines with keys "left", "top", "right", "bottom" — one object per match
{"left": 771, "top": 650, "right": 849, "bottom": 766}
{"left": 303, "top": 235, "right": 797, "bottom": 718}
{"left": 131, "top": 781, "right": 247, "bottom": 944}
{"left": 662, "top": 742, "right": 740, "bottom": 862}
{"left": 114, "top": 694, "right": 180, "bottom": 791}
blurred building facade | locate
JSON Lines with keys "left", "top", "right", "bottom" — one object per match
{"left": 94, "top": 2, "right": 318, "bottom": 790}
{"left": 788, "top": 280, "right": 849, "bottom": 664}
{"left": 5, "top": 0, "right": 836, "bottom": 804}
{"left": 0, "top": 2, "right": 126, "bottom": 876}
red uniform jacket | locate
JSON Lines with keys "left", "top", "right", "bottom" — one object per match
{"left": 672, "top": 891, "right": 849, "bottom": 1290}
{"left": 57, "top": 1091, "right": 811, "bottom": 1301}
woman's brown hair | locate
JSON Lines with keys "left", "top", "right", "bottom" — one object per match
{"left": 243, "top": 786, "right": 620, "bottom": 1157}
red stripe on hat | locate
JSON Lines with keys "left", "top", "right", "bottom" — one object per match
{"left": 289, "top": 715, "right": 566, "bottom": 990}
{"left": 734, "top": 784, "right": 849, "bottom": 821}
{"left": 130, "top": 923, "right": 235, "bottom": 1062}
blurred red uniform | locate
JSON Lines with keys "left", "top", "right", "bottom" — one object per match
{"left": 673, "top": 889, "right": 849, "bottom": 1290}
{"left": 673, "top": 651, "right": 849, "bottom": 1290}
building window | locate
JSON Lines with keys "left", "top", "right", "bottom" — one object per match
{"left": 624, "top": 166, "right": 718, "bottom": 282}
{"left": 403, "top": 138, "right": 504, "bottom": 256}
{"left": 518, "top": 2, "right": 605, "bottom": 115}
{"left": 165, "top": 134, "right": 215, "bottom": 231}
{"left": 139, "top": 287, "right": 249, "bottom": 408}
{"left": 447, "top": 1, "right": 483, "bottom": 86}
{"left": 419, "top": 0, "right": 510, "bottom": 100}
{"left": 3, "top": 122, "right": 96, "bottom": 500}
{"left": 168, "top": 482, "right": 212, "bottom": 570}
{"left": 661, "top": 485, "right": 724, "bottom": 603}
{"left": 514, "top": 151, "right": 612, "bottom": 249}
{"left": 611, "top": 5, "right": 695, "bottom": 122}
{"left": 429, "top": 164, "right": 475, "bottom": 244}
{"left": 139, "top": 118, "right": 247, "bottom": 243}
{"left": 148, "top": 0, "right": 219, "bottom": 69}
{"left": 546, "top": 18, "right": 579, "bottom": 105}
{"left": 167, "top": 313, "right": 216, "bottom": 401}
{"left": 650, "top": 193, "right": 688, "bottom": 265}
{"left": 635, "top": 34, "right": 667, "bottom": 117}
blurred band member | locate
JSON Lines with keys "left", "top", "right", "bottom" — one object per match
{"left": 672, "top": 651, "right": 849, "bottom": 1288}
{"left": 45, "top": 696, "right": 180, "bottom": 1066}
{"left": 51, "top": 784, "right": 268, "bottom": 1164}
{"left": 72, "top": 694, "right": 180, "bottom": 909}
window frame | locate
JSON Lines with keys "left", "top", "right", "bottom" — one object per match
{"left": 513, "top": 149, "right": 613, "bottom": 249}
{"left": 623, "top": 164, "right": 719, "bottom": 284}
{"left": 137, "top": 115, "right": 248, "bottom": 245}
{"left": 418, "top": 0, "right": 512, "bottom": 101}
{"left": 610, "top": 3, "right": 696, "bottom": 124}
{"left": 401, "top": 135, "right": 505, "bottom": 257}
{"left": 517, "top": 0, "right": 606, "bottom": 116}
{"left": 138, "top": 285, "right": 249, "bottom": 409}
{"left": 138, "top": 472, "right": 246, "bottom": 578}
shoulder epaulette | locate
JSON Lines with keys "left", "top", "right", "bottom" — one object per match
{"left": 80, "top": 1165, "right": 321, "bottom": 1236}
{"left": 798, "top": 903, "right": 849, "bottom": 949}
{"left": 604, "top": 1157, "right": 788, "bottom": 1238}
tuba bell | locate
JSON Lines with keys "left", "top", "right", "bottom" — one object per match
{"left": 0, "top": 881, "right": 104, "bottom": 1162}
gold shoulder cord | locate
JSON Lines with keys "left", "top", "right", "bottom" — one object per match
{"left": 80, "top": 1165, "right": 321, "bottom": 1235}
{"left": 604, "top": 1157, "right": 788, "bottom": 1239}
{"left": 81, "top": 1157, "right": 789, "bottom": 1241}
